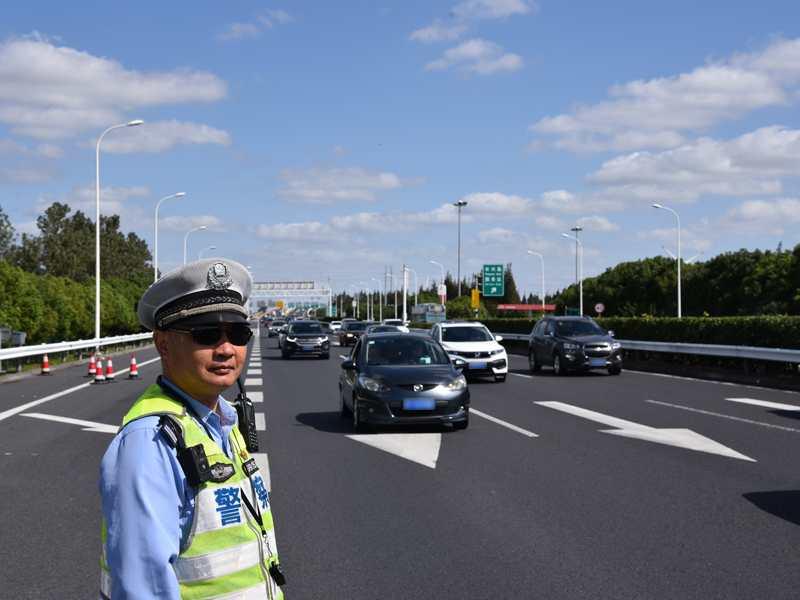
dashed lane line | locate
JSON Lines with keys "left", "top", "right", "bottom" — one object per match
{"left": 255, "top": 412, "right": 266, "bottom": 431}
{"left": 248, "top": 391, "right": 263, "bottom": 403}
{"left": 726, "top": 397, "right": 800, "bottom": 411}
{"left": 0, "top": 356, "right": 162, "bottom": 424}
{"left": 646, "top": 399, "right": 800, "bottom": 433}
{"left": 244, "top": 378, "right": 263, "bottom": 386}
{"left": 248, "top": 369, "right": 262, "bottom": 376}
{"left": 509, "top": 372, "right": 533, "bottom": 379}
{"left": 470, "top": 408, "right": 538, "bottom": 438}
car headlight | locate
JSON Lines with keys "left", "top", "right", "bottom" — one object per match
{"left": 612, "top": 342, "right": 621, "bottom": 350}
{"left": 562, "top": 342, "right": 581, "bottom": 350}
{"left": 358, "top": 375, "right": 389, "bottom": 393}
{"left": 286, "top": 336, "right": 297, "bottom": 343}
{"left": 444, "top": 375, "right": 467, "bottom": 391}
{"left": 490, "top": 348, "right": 505, "bottom": 356}
{"left": 346, "top": 333, "right": 354, "bottom": 337}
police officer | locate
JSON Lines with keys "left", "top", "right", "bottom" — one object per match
{"left": 99, "top": 259, "right": 284, "bottom": 599}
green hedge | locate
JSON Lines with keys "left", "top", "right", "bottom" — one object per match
{"left": 0, "top": 260, "right": 146, "bottom": 344}
{"left": 411, "top": 316, "right": 800, "bottom": 349}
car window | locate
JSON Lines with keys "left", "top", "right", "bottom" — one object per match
{"left": 555, "top": 320, "right": 604, "bottom": 336}
{"left": 532, "top": 321, "right": 544, "bottom": 336}
{"left": 365, "top": 336, "right": 450, "bottom": 366}
{"left": 441, "top": 326, "right": 493, "bottom": 342}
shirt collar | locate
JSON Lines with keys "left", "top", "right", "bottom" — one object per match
{"left": 160, "top": 376, "right": 237, "bottom": 428}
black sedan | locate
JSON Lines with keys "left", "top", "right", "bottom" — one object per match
{"left": 280, "top": 321, "right": 330, "bottom": 359}
{"left": 338, "top": 321, "right": 371, "bottom": 346}
{"left": 339, "top": 332, "right": 469, "bottom": 431}
{"left": 528, "top": 316, "right": 622, "bottom": 375}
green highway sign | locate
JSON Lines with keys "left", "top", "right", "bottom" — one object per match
{"left": 482, "top": 264, "right": 505, "bottom": 297}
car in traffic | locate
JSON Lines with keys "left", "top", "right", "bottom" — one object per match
{"left": 330, "top": 321, "right": 342, "bottom": 332}
{"left": 381, "top": 318, "right": 409, "bottom": 333}
{"left": 339, "top": 332, "right": 469, "bottom": 431}
{"left": 430, "top": 321, "right": 508, "bottom": 382}
{"left": 338, "top": 321, "right": 371, "bottom": 346}
{"left": 267, "top": 319, "right": 286, "bottom": 337}
{"left": 366, "top": 324, "right": 404, "bottom": 334}
{"left": 280, "top": 321, "right": 330, "bottom": 359}
{"left": 528, "top": 316, "right": 622, "bottom": 375}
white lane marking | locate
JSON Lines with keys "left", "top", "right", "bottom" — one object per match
{"left": 470, "top": 408, "right": 538, "bottom": 437}
{"left": 346, "top": 432, "right": 441, "bottom": 469}
{"left": 244, "top": 378, "right": 263, "bottom": 386}
{"left": 339, "top": 354, "right": 349, "bottom": 360}
{"left": 0, "top": 356, "right": 162, "bottom": 424}
{"left": 248, "top": 369, "right": 262, "bottom": 376}
{"left": 255, "top": 412, "right": 266, "bottom": 431}
{"left": 509, "top": 372, "right": 533, "bottom": 379}
{"left": 252, "top": 452, "right": 271, "bottom": 491}
{"left": 249, "top": 361, "right": 261, "bottom": 366}
{"left": 21, "top": 413, "right": 118, "bottom": 434}
{"left": 647, "top": 399, "right": 800, "bottom": 434}
{"left": 726, "top": 397, "right": 800, "bottom": 411}
{"left": 248, "top": 391, "right": 263, "bottom": 403}
{"left": 537, "top": 400, "right": 755, "bottom": 461}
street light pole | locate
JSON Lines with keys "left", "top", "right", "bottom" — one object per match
{"left": 570, "top": 225, "right": 583, "bottom": 290}
{"left": 198, "top": 245, "right": 217, "bottom": 259}
{"left": 527, "top": 250, "right": 545, "bottom": 315}
{"left": 653, "top": 203, "right": 682, "bottom": 318}
{"left": 183, "top": 225, "right": 208, "bottom": 265}
{"left": 453, "top": 200, "right": 468, "bottom": 296}
{"left": 561, "top": 233, "right": 583, "bottom": 316}
{"left": 154, "top": 191, "right": 186, "bottom": 282}
{"left": 95, "top": 119, "right": 143, "bottom": 346}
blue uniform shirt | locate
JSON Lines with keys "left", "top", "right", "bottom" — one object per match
{"left": 99, "top": 377, "right": 238, "bottom": 600}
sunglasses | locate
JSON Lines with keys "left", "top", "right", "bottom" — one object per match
{"left": 171, "top": 323, "right": 253, "bottom": 347}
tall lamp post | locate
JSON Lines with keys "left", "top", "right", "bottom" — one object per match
{"left": 198, "top": 245, "right": 217, "bottom": 259}
{"left": 570, "top": 225, "right": 583, "bottom": 290}
{"left": 95, "top": 119, "right": 143, "bottom": 345}
{"left": 526, "top": 250, "right": 545, "bottom": 315}
{"left": 653, "top": 203, "right": 681, "bottom": 318}
{"left": 561, "top": 233, "right": 583, "bottom": 316}
{"left": 453, "top": 200, "right": 468, "bottom": 296}
{"left": 154, "top": 192, "right": 186, "bottom": 281}
{"left": 183, "top": 225, "right": 208, "bottom": 265}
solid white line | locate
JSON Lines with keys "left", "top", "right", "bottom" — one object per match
{"left": 21, "top": 412, "right": 118, "bottom": 434}
{"left": 470, "top": 408, "right": 538, "bottom": 438}
{"left": 646, "top": 399, "right": 800, "bottom": 433}
{"left": 255, "top": 412, "right": 266, "bottom": 431}
{"left": 244, "top": 378, "right": 263, "bottom": 386}
{"left": 0, "top": 356, "right": 162, "bottom": 424}
{"left": 248, "top": 391, "right": 263, "bottom": 403}
{"left": 509, "top": 372, "right": 533, "bottom": 379}
{"left": 252, "top": 452, "right": 271, "bottom": 491}
{"left": 726, "top": 397, "right": 800, "bottom": 411}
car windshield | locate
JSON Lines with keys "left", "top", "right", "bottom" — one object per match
{"left": 366, "top": 336, "right": 449, "bottom": 366}
{"left": 290, "top": 323, "right": 323, "bottom": 334}
{"left": 345, "top": 322, "right": 368, "bottom": 331}
{"left": 555, "top": 320, "right": 604, "bottom": 336}
{"left": 441, "top": 326, "right": 493, "bottom": 342}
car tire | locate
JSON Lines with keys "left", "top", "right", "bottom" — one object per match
{"left": 281, "top": 350, "right": 289, "bottom": 359}
{"left": 352, "top": 398, "right": 368, "bottom": 432}
{"left": 608, "top": 365, "right": 622, "bottom": 376}
{"left": 553, "top": 353, "right": 567, "bottom": 376}
{"left": 494, "top": 374, "right": 506, "bottom": 383}
{"left": 528, "top": 350, "right": 541, "bottom": 373}
{"left": 453, "top": 409, "right": 469, "bottom": 430}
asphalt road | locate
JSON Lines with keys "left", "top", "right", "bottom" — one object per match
{"left": 2, "top": 332, "right": 800, "bottom": 599}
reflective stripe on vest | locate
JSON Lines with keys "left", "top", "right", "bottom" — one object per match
{"left": 101, "top": 385, "right": 283, "bottom": 600}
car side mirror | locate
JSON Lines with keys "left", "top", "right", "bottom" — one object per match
{"left": 341, "top": 359, "right": 356, "bottom": 370}
{"left": 451, "top": 357, "right": 467, "bottom": 370}
{"left": 495, "top": 335, "right": 504, "bottom": 342}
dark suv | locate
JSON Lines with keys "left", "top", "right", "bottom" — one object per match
{"left": 528, "top": 316, "right": 622, "bottom": 375}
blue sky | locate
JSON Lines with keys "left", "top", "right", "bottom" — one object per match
{"left": 1, "top": 0, "right": 799, "bottom": 296}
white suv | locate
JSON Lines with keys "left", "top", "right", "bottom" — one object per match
{"left": 430, "top": 321, "right": 508, "bottom": 382}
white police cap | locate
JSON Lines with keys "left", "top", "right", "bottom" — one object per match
{"left": 138, "top": 259, "right": 252, "bottom": 331}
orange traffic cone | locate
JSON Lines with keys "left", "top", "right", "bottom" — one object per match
{"left": 94, "top": 358, "right": 106, "bottom": 383}
{"left": 86, "top": 354, "right": 96, "bottom": 378}
{"left": 40, "top": 354, "right": 51, "bottom": 375}
{"left": 105, "top": 357, "right": 116, "bottom": 382}
{"left": 128, "top": 355, "right": 139, "bottom": 379}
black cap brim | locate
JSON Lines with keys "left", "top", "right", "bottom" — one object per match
{"left": 167, "top": 310, "right": 249, "bottom": 329}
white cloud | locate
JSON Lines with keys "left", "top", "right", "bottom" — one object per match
{"left": 255, "top": 221, "right": 332, "bottom": 241}
{"left": 0, "top": 36, "right": 226, "bottom": 139}
{"left": 531, "top": 37, "right": 800, "bottom": 152}
{"left": 0, "top": 165, "right": 55, "bottom": 184}
{"left": 576, "top": 215, "right": 619, "bottom": 232}
{"left": 218, "top": 10, "right": 293, "bottom": 41}
{"left": 97, "top": 120, "right": 231, "bottom": 154}
{"left": 477, "top": 227, "right": 516, "bottom": 243}
{"left": 588, "top": 126, "right": 800, "bottom": 202}
{"left": 160, "top": 214, "right": 225, "bottom": 232}
{"left": 534, "top": 215, "right": 566, "bottom": 231}
{"left": 425, "top": 38, "right": 523, "bottom": 75}
{"left": 538, "top": 189, "right": 626, "bottom": 213}
{"left": 410, "top": 21, "right": 468, "bottom": 43}
{"left": 637, "top": 226, "right": 713, "bottom": 253}
{"left": 277, "top": 167, "right": 423, "bottom": 203}
{"left": 39, "top": 184, "right": 151, "bottom": 217}
{"left": 452, "top": 0, "right": 535, "bottom": 20}
{"left": 720, "top": 198, "right": 800, "bottom": 236}
{"left": 260, "top": 10, "right": 293, "bottom": 26}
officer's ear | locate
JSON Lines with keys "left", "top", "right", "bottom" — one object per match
{"left": 153, "top": 329, "right": 170, "bottom": 359}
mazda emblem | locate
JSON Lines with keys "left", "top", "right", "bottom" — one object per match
{"left": 413, "top": 384, "right": 423, "bottom": 392}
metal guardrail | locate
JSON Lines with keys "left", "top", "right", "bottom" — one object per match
{"left": 493, "top": 332, "right": 800, "bottom": 363}
{"left": 0, "top": 332, "right": 153, "bottom": 361}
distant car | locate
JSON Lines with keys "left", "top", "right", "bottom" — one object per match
{"left": 381, "top": 319, "right": 410, "bottom": 333}
{"left": 339, "top": 332, "right": 469, "bottom": 431}
{"left": 338, "top": 321, "right": 370, "bottom": 346}
{"left": 330, "top": 321, "right": 342, "bottom": 332}
{"left": 430, "top": 321, "right": 508, "bottom": 382}
{"left": 319, "top": 322, "right": 334, "bottom": 334}
{"left": 528, "top": 316, "right": 622, "bottom": 376}
{"left": 280, "top": 321, "right": 330, "bottom": 359}
{"left": 268, "top": 320, "right": 286, "bottom": 337}
{"left": 366, "top": 324, "right": 404, "bottom": 334}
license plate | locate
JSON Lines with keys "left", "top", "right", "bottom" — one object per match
{"left": 301, "top": 346, "right": 314, "bottom": 351}
{"left": 403, "top": 398, "right": 435, "bottom": 410}
{"left": 589, "top": 358, "right": 606, "bottom": 367}
{"left": 470, "top": 362, "right": 487, "bottom": 370}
